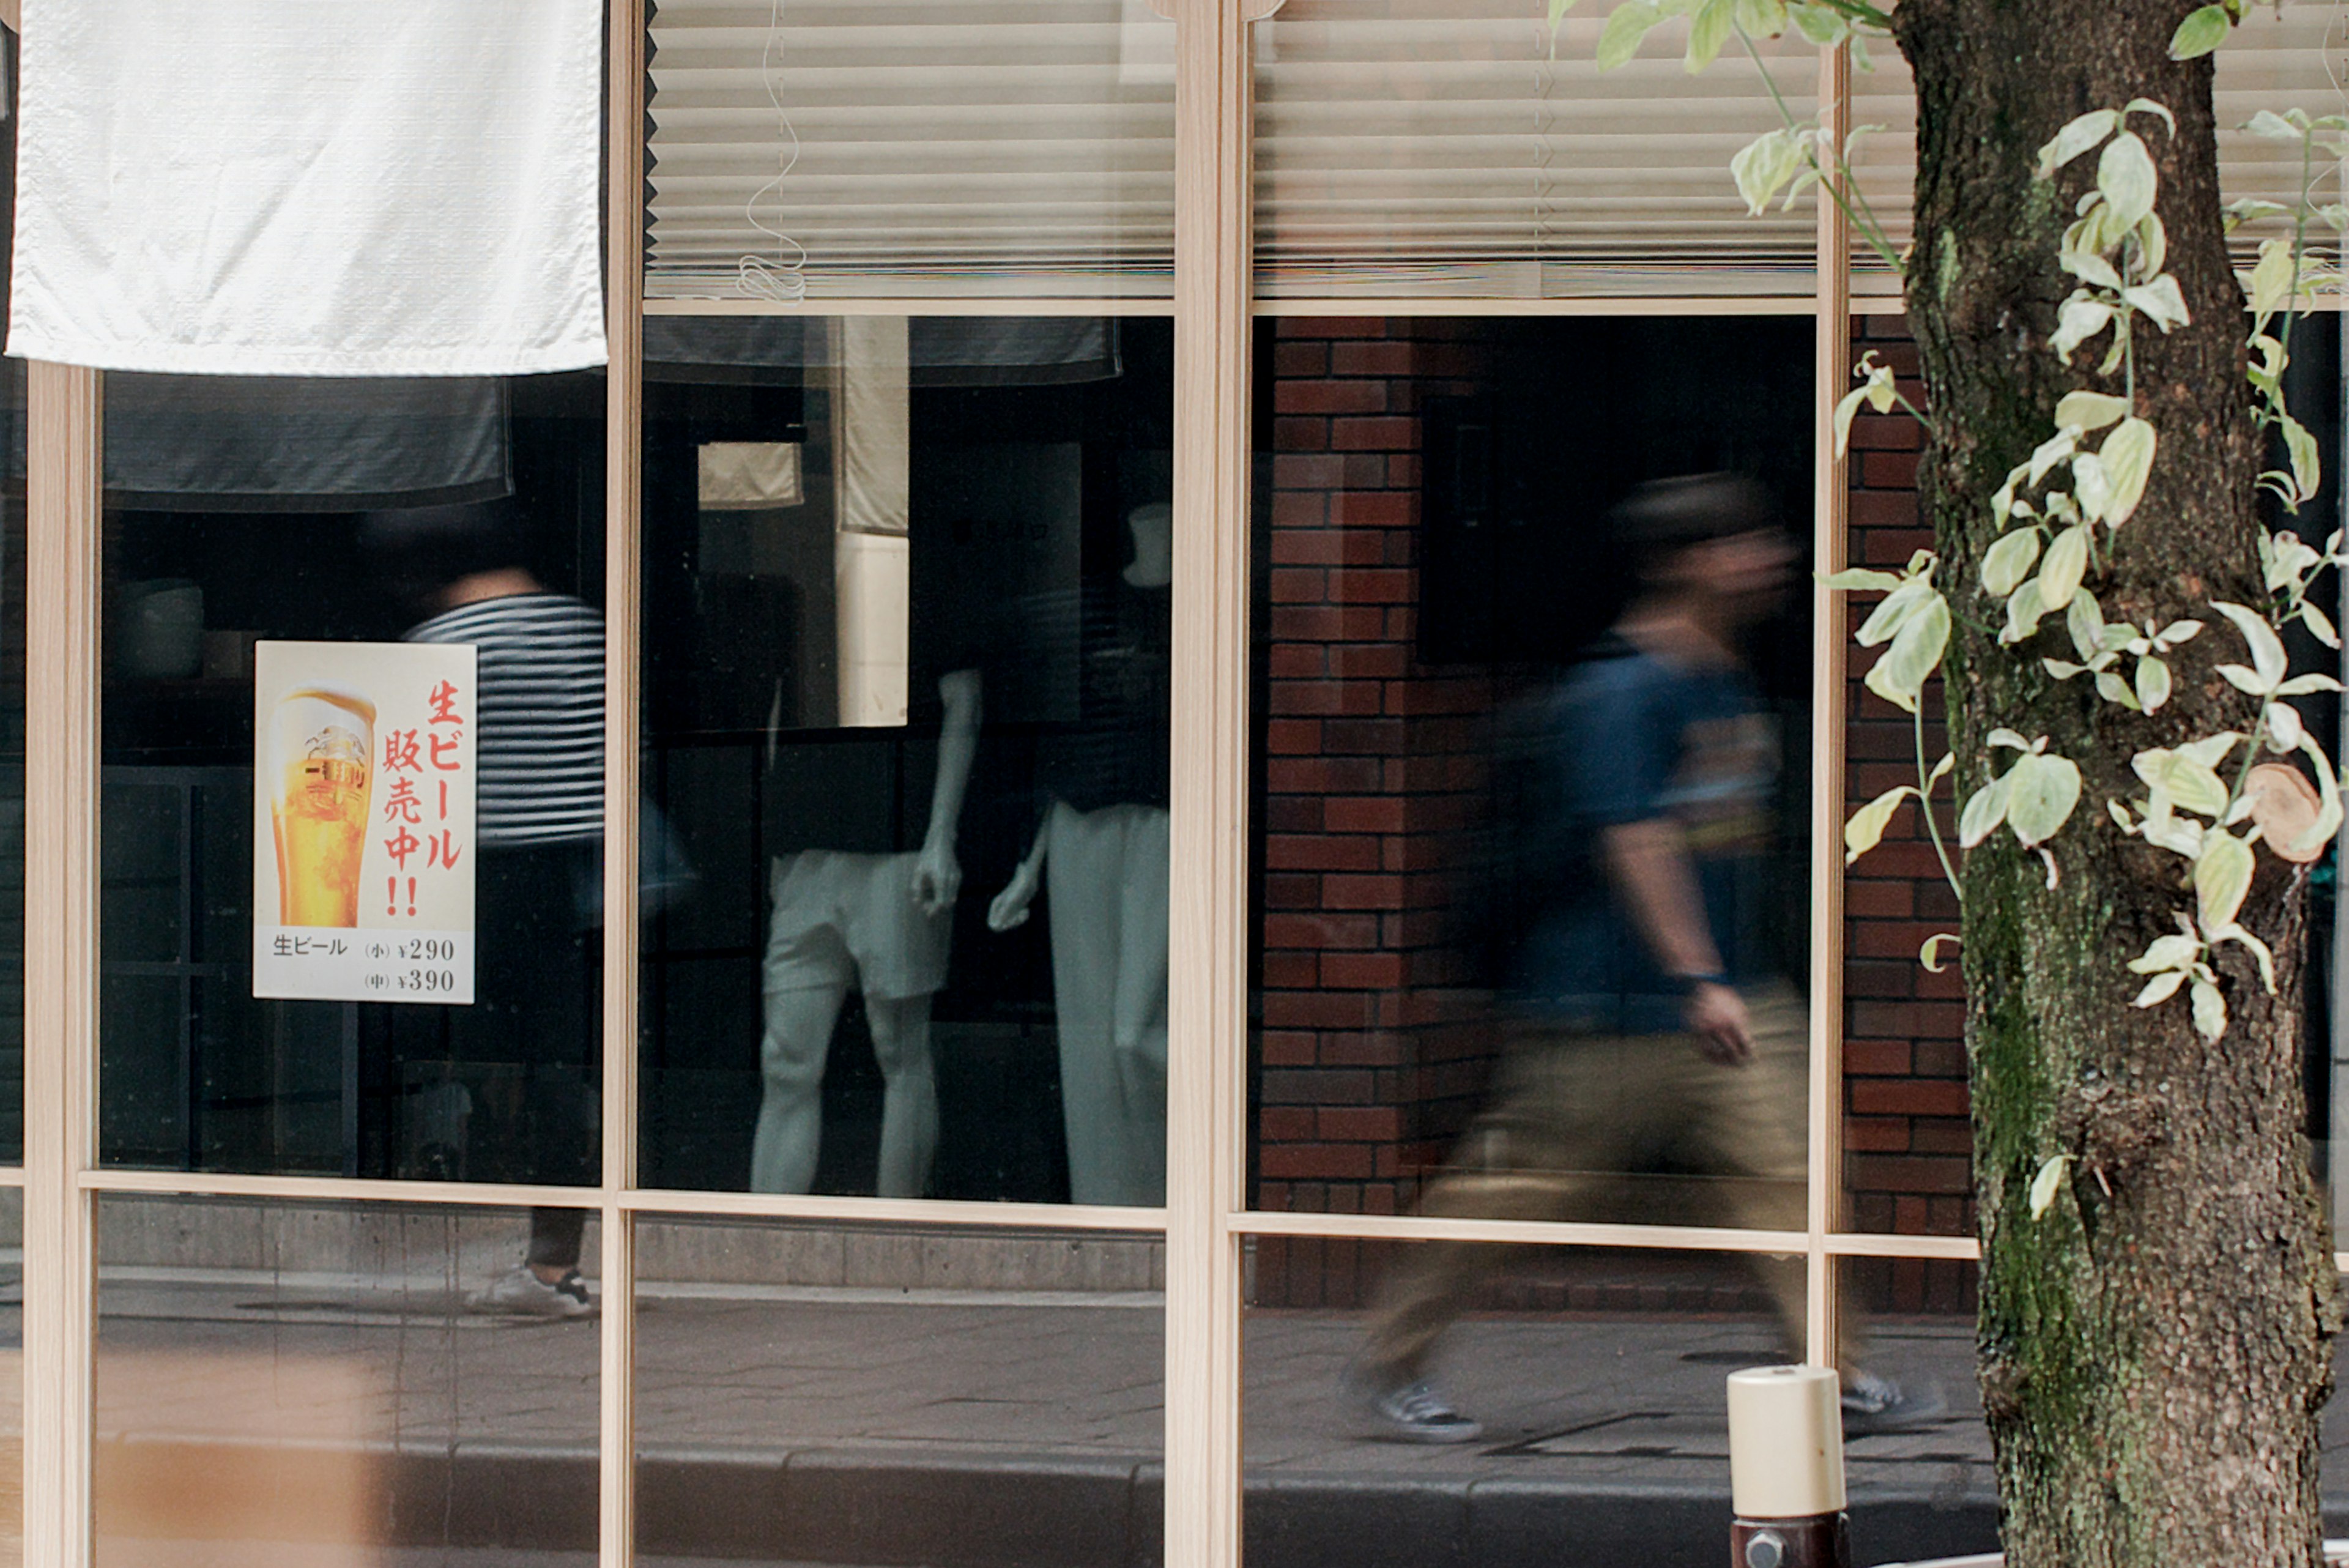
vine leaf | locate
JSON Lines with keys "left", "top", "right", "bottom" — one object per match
{"left": 2028, "top": 1154, "right": 2074, "bottom": 1219}
{"left": 2169, "top": 5, "right": 2231, "bottom": 61}
{"left": 1844, "top": 785, "right": 1915, "bottom": 863}
{"left": 2194, "top": 830, "right": 2255, "bottom": 929}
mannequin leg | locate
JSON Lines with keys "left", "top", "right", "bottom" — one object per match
{"left": 752, "top": 981, "right": 850, "bottom": 1194}
{"left": 1045, "top": 804, "right": 1124, "bottom": 1205}
{"left": 1107, "top": 808, "right": 1170, "bottom": 1206}
{"left": 864, "top": 992, "right": 941, "bottom": 1198}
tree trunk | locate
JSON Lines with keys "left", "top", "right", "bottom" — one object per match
{"left": 1888, "top": 2, "right": 2338, "bottom": 1562}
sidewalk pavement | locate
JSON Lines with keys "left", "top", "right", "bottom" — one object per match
{"left": 67, "top": 1269, "right": 2349, "bottom": 1568}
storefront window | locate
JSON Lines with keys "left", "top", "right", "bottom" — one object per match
{"left": 640, "top": 317, "right": 1174, "bottom": 1205}
{"left": 97, "top": 371, "right": 608, "bottom": 1187}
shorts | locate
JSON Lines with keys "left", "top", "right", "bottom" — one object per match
{"left": 762, "top": 850, "right": 953, "bottom": 1003}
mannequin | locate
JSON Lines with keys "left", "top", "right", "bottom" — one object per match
{"left": 752, "top": 666, "right": 979, "bottom": 1195}
{"left": 989, "top": 502, "right": 1171, "bottom": 1207}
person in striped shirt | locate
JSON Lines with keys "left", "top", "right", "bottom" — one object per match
{"left": 368, "top": 499, "right": 604, "bottom": 1318}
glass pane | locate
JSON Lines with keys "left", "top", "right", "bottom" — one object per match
{"left": 95, "top": 1194, "right": 598, "bottom": 1566}
{"left": 1247, "top": 1240, "right": 1974, "bottom": 1567}
{"left": 645, "top": 3, "right": 1177, "bottom": 302}
{"left": 97, "top": 371, "right": 607, "bottom": 1209}
{"left": 1250, "top": 316, "right": 1815, "bottom": 1229}
{"left": 641, "top": 317, "right": 1174, "bottom": 1205}
{"left": 1253, "top": 3, "right": 1820, "bottom": 301}
{"left": 1835, "top": 1257, "right": 1995, "bottom": 1564}
{"left": 634, "top": 1217, "right": 1163, "bottom": 1566}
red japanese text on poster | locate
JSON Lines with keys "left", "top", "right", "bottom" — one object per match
{"left": 252, "top": 641, "right": 478, "bottom": 1003}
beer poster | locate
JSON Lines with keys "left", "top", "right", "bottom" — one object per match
{"left": 251, "top": 641, "right": 478, "bottom": 1004}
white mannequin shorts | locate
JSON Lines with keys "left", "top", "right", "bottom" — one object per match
{"left": 762, "top": 850, "right": 953, "bottom": 1003}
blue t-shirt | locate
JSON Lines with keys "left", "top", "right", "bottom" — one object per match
{"left": 1508, "top": 640, "right": 1779, "bottom": 1033}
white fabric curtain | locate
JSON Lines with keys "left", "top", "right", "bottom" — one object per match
{"left": 9, "top": 0, "right": 605, "bottom": 377}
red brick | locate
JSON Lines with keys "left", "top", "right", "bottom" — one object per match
{"left": 1272, "top": 529, "right": 1386, "bottom": 567}
{"left": 1846, "top": 1154, "right": 1972, "bottom": 1195}
{"left": 1258, "top": 872, "right": 1323, "bottom": 910}
{"left": 1329, "top": 644, "right": 1411, "bottom": 680}
{"left": 1272, "top": 342, "right": 1329, "bottom": 377}
{"left": 1259, "top": 1068, "right": 1375, "bottom": 1105}
{"left": 1321, "top": 952, "right": 1408, "bottom": 990}
{"left": 1295, "top": 317, "right": 1389, "bottom": 338}
{"left": 1258, "top": 1144, "right": 1377, "bottom": 1180}
{"left": 1264, "top": 834, "right": 1382, "bottom": 872}
{"left": 1272, "top": 417, "right": 1329, "bottom": 452}
{"left": 1842, "top": 1039, "right": 1912, "bottom": 1076}
{"left": 1911, "top": 1119, "right": 1973, "bottom": 1154}
{"left": 1859, "top": 449, "right": 1918, "bottom": 490}
{"left": 1330, "top": 342, "right": 1416, "bottom": 377}
{"left": 1272, "top": 453, "right": 1348, "bottom": 489}
{"left": 1327, "top": 567, "right": 1414, "bottom": 604}
{"left": 1331, "top": 491, "right": 1416, "bottom": 528}
{"left": 1330, "top": 417, "right": 1420, "bottom": 451}
{"left": 1276, "top": 378, "right": 1387, "bottom": 415}
{"left": 1850, "top": 1079, "right": 1971, "bottom": 1117}
{"left": 1262, "top": 718, "right": 1322, "bottom": 755}
{"left": 1851, "top": 489, "right": 1921, "bottom": 531}
{"left": 1261, "top": 912, "right": 1381, "bottom": 950}
{"left": 1267, "top": 567, "right": 1328, "bottom": 604}
{"left": 1266, "top": 757, "right": 1381, "bottom": 795}
{"left": 1258, "top": 1031, "right": 1317, "bottom": 1066}
{"left": 1259, "top": 952, "right": 1319, "bottom": 990}
{"left": 1846, "top": 1117, "right": 1911, "bottom": 1152}
{"left": 1258, "top": 1106, "right": 1316, "bottom": 1142}
{"left": 1269, "top": 680, "right": 1382, "bottom": 718}
{"left": 1266, "top": 644, "right": 1326, "bottom": 679}
{"left": 1269, "top": 491, "right": 1327, "bottom": 528}
{"left": 1318, "top": 1106, "right": 1406, "bottom": 1142}
{"left": 1323, "top": 796, "right": 1406, "bottom": 834}
{"left": 1266, "top": 604, "right": 1387, "bottom": 642}
{"left": 1323, "top": 874, "right": 1406, "bottom": 910}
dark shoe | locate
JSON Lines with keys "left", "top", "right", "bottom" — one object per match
{"left": 1841, "top": 1370, "right": 1945, "bottom": 1434}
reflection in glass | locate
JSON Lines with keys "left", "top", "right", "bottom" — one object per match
{"left": 96, "top": 372, "right": 607, "bottom": 1269}
{"left": 1250, "top": 318, "right": 1814, "bottom": 1236}
{"left": 94, "top": 1195, "right": 597, "bottom": 1567}
{"left": 633, "top": 1219, "right": 1163, "bottom": 1567}
{"left": 644, "top": 3, "right": 1177, "bottom": 301}
{"left": 640, "top": 316, "right": 1174, "bottom": 1206}
{"left": 1245, "top": 1242, "right": 1976, "bottom": 1568}
{"left": 0, "top": 1189, "right": 18, "bottom": 1567}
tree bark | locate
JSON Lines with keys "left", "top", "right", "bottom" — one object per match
{"left": 1888, "top": 2, "right": 2338, "bottom": 1562}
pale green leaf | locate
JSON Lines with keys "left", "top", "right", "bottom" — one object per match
{"left": 1987, "top": 729, "right": 2032, "bottom": 751}
{"left": 2122, "top": 275, "right": 2191, "bottom": 331}
{"left": 2136, "top": 655, "right": 2172, "bottom": 713}
{"left": 2248, "top": 237, "right": 2298, "bottom": 318}
{"left": 2132, "top": 748, "right": 2230, "bottom": 817}
{"left": 2129, "top": 932, "right": 2201, "bottom": 973}
{"left": 2246, "top": 109, "right": 2303, "bottom": 142}
{"left": 2282, "top": 414, "right": 2321, "bottom": 505}
{"left": 1854, "top": 574, "right": 1932, "bottom": 647}
{"left": 2123, "top": 98, "right": 2177, "bottom": 138}
{"left": 1863, "top": 593, "right": 1950, "bottom": 714}
{"left": 2096, "top": 417, "right": 2158, "bottom": 525}
{"left": 2191, "top": 979, "right": 2228, "bottom": 1039}
{"left": 2037, "top": 110, "right": 2117, "bottom": 177}
{"left": 1958, "top": 775, "right": 2011, "bottom": 849}
{"left": 2295, "top": 734, "right": 2344, "bottom": 858}
{"left": 2096, "top": 133, "right": 2158, "bottom": 229}
{"left": 2169, "top": 5, "right": 2230, "bottom": 60}
{"left": 2005, "top": 752, "right": 2082, "bottom": 846}
{"left": 2028, "top": 1154, "right": 2073, "bottom": 1219}
{"left": 1595, "top": 1, "right": 1664, "bottom": 70}
{"left": 2052, "top": 298, "right": 2115, "bottom": 363}
{"left": 1732, "top": 0, "right": 1786, "bottom": 36}
{"left": 1843, "top": 784, "right": 1915, "bottom": 864}
{"left": 1918, "top": 933, "right": 1959, "bottom": 973}
{"left": 1685, "top": 0, "right": 1735, "bottom": 70}
{"left": 2054, "top": 391, "right": 2131, "bottom": 432}
{"left": 1731, "top": 128, "right": 1805, "bottom": 217}
{"left": 2060, "top": 248, "right": 2125, "bottom": 291}
{"left": 2074, "top": 451, "right": 2113, "bottom": 523}
{"left": 2038, "top": 524, "right": 2090, "bottom": 611}
{"left": 2210, "top": 923, "right": 2277, "bottom": 994}
{"left": 2133, "top": 970, "right": 2189, "bottom": 1007}
{"left": 2001, "top": 581, "right": 2054, "bottom": 645}
{"left": 2267, "top": 701, "right": 2304, "bottom": 753}
{"left": 1817, "top": 567, "right": 1903, "bottom": 592}
{"left": 1791, "top": 3, "right": 1844, "bottom": 44}
{"left": 1981, "top": 529, "right": 2043, "bottom": 598}
{"left": 2178, "top": 732, "right": 2243, "bottom": 770}
{"left": 2194, "top": 830, "right": 2255, "bottom": 929}
{"left": 2028, "top": 428, "right": 2079, "bottom": 485}
{"left": 2213, "top": 601, "right": 2288, "bottom": 691}
{"left": 2096, "top": 670, "right": 2140, "bottom": 709}
{"left": 2065, "top": 587, "right": 2105, "bottom": 661}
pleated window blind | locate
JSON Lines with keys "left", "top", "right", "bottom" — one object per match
{"left": 1847, "top": 2, "right": 2342, "bottom": 291}
{"left": 1252, "top": 2, "right": 1822, "bottom": 300}
{"left": 645, "top": 1, "right": 1177, "bottom": 301}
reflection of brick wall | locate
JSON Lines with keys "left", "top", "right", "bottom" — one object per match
{"left": 1253, "top": 320, "right": 1503, "bottom": 1304}
{"left": 1255, "top": 319, "right": 1501, "bottom": 1246}
{"left": 1842, "top": 315, "right": 1974, "bottom": 1315}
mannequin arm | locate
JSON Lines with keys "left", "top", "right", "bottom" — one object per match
{"left": 987, "top": 819, "right": 1051, "bottom": 932}
{"left": 911, "top": 667, "right": 982, "bottom": 915}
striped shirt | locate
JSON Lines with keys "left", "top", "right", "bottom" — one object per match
{"left": 406, "top": 592, "right": 604, "bottom": 847}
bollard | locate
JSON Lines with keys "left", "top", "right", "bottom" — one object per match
{"left": 1726, "top": 1364, "right": 1850, "bottom": 1568}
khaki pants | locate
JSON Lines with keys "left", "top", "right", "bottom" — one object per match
{"left": 1362, "top": 984, "right": 1832, "bottom": 1378}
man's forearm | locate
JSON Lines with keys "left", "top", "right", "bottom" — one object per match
{"left": 1600, "top": 819, "right": 1724, "bottom": 979}
{"left": 924, "top": 667, "right": 982, "bottom": 846}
